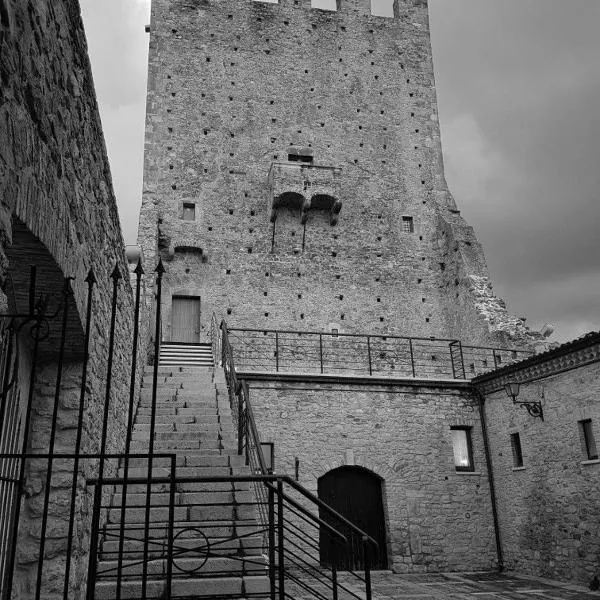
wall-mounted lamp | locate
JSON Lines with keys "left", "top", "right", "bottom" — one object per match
{"left": 504, "top": 382, "right": 544, "bottom": 421}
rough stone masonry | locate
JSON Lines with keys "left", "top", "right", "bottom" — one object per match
{"left": 139, "top": 0, "right": 541, "bottom": 349}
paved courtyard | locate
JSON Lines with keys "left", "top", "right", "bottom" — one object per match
{"left": 358, "top": 571, "right": 599, "bottom": 599}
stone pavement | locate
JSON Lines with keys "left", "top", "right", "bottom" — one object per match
{"left": 338, "top": 571, "right": 600, "bottom": 600}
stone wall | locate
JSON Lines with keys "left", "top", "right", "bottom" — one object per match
{"left": 245, "top": 376, "right": 498, "bottom": 572}
{"left": 480, "top": 356, "right": 600, "bottom": 586}
{"left": 0, "top": 0, "right": 141, "bottom": 597}
{"left": 139, "top": 0, "right": 538, "bottom": 348}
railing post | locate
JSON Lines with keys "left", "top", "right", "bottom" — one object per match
{"left": 85, "top": 477, "right": 103, "bottom": 599}
{"left": 238, "top": 389, "right": 244, "bottom": 456}
{"left": 450, "top": 342, "right": 457, "bottom": 379}
{"left": 319, "top": 334, "right": 323, "bottom": 374}
{"left": 332, "top": 564, "right": 338, "bottom": 600}
{"left": 276, "top": 478, "right": 285, "bottom": 600}
{"left": 275, "top": 331, "right": 279, "bottom": 372}
{"left": 366, "top": 336, "right": 372, "bottom": 375}
{"left": 363, "top": 537, "right": 372, "bottom": 600}
{"left": 409, "top": 339, "right": 416, "bottom": 377}
{"left": 268, "top": 485, "right": 276, "bottom": 600}
{"left": 165, "top": 454, "right": 176, "bottom": 600}
{"left": 459, "top": 341, "right": 466, "bottom": 379}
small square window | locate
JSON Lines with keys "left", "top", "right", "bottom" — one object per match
{"left": 331, "top": 328, "right": 339, "bottom": 337}
{"left": 510, "top": 433, "right": 523, "bottom": 468}
{"left": 579, "top": 419, "right": 598, "bottom": 460}
{"left": 402, "top": 216, "right": 414, "bottom": 233}
{"left": 451, "top": 427, "right": 474, "bottom": 472}
{"left": 182, "top": 203, "right": 196, "bottom": 221}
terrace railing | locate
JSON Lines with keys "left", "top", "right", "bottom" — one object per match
{"left": 227, "top": 327, "right": 532, "bottom": 380}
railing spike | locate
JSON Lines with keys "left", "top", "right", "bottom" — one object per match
{"left": 134, "top": 257, "right": 145, "bottom": 275}
{"left": 155, "top": 257, "right": 166, "bottom": 275}
{"left": 85, "top": 267, "right": 97, "bottom": 285}
{"left": 110, "top": 264, "right": 122, "bottom": 281}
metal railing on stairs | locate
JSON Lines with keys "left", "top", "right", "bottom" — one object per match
{"left": 212, "top": 315, "right": 379, "bottom": 600}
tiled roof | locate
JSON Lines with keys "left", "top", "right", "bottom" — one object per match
{"left": 472, "top": 330, "right": 600, "bottom": 386}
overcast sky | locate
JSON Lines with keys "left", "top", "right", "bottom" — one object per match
{"left": 79, "top": 0, "right": 600, "bottom": 343}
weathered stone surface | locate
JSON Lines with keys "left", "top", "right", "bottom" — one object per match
{"left": 248, "top": 378, "right": 497, "bottom": 573}
{"left": 138, "top": 0, "right": 539, "bottom": 348}
{"left": 482, "top": 359, "right": 600, "bottom": 586}
{"left": 0, "top": 1, "right": 142, "bottom": 597}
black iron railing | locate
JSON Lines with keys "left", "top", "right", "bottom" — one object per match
{"left": 87, "top": 467, "right": 377, "bottom": 600}
{"left": 213, "top": 315, "right": 378, "bottom": 600}
{"left": 227, "top": 327, "right": 532, "bottom": 380}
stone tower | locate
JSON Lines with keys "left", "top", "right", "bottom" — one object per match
{"left": 139, "top": 0, "right": 536, "bottom": 347}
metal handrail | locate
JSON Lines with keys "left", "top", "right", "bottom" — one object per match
{"left": 228, "top": 326, "right": 530, "bottom": 353}
{"left": 210, "top": 316, "right": 377, "bottom": 598}
{"left": 226, "top": 326, "right": 532, "bottom": 380}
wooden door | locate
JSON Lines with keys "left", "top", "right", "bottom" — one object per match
{"left": 171, "top": 296, "right": 200, "bottom": 343}
{"left": 318, "top": 466, "right": 387, "bottom": 570}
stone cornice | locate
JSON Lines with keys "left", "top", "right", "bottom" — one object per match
{"left": 473, "top": 332, "right": 600, "bottom": 394}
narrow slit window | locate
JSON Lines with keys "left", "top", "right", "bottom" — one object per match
{"left": 579, "top": 419, "right": 598, "bottom": 460}
{"left": 451, "top": 427, "right": 474, "bottom": 472}
{"left": 182, "top": 203, "right": 196, "bottom": 221}
{"left": 510, "top": 433, "right": 523, "bottom": 467}
{"left": 402, "top": 216, "right": 414, "bottom": 233}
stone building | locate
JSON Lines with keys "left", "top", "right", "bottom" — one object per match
{"left": 135, "top": 0, "right": 557, "bottom": 580}
{"left": 138, "top": 0, "right": 541, "bottom": 349}
{"left": 474, "top": 332, "right": 600, "bottom": 587}
{"left": 0, "top": 0, "right": 597, "bottom": 596}
{"left": 0, "top": 0, "right": 139, "bottom": 596}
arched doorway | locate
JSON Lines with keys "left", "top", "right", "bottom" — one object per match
{"left": 318, "top": 466, "right": 388, "bottom": 570}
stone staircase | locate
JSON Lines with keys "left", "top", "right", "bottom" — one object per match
{"left": 94, "top": 366, "right": 269, "bottom": 599}
{"left": 159, "top": 343, "right": 214, "bottom": 368}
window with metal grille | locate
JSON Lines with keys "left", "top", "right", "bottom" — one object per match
{"left": 182, "top": 203, "right": 196, "bottom": 221}
{"left": 579, "top": 419, "right": 598, "bottom": 460}
{"left": 402, "top": 216, "right": 414, "bottom": 233}
{"left": 510, "top": 432, "right": 523, "bottom": 467}
{"left": 450, "top": 426, "right": 474, "bottom": 472}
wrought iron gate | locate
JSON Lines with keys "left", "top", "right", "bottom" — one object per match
{"left": 0, "top": 260, "right": 376, "bottom": 600}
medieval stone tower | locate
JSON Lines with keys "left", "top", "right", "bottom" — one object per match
{"left": 139, "top": 0, "right": 536, "bottom": 347}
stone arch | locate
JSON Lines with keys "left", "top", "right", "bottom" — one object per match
{"left": 309, "top": 193, "right": 342, "bottom": 225}
{"left": 4, "top": 217, "right": 84, "bottom": 361}
{"left": 270, "top": 192, "right": 310, "bottom": 223}
{"left": 317, "top": 465, "right": 389, "bottom": 569}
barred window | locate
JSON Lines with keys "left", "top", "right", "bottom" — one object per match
{"left": 402, "top": 216, "right": 414, "bottom": 233}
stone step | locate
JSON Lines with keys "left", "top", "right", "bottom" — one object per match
{"left": 116, "top": 465, "right": 249, "bottom": 480}
{"left": 121, "top": 454, "right": 239, "bottom": 469}
{"left": 95, "top": 575, "right": 269, "bottom": 600}
{"left": 105, "top": 503, "right": 257, "bottom": 524}
{"left": 100, "top": 533, "right": 263, "bottom": 559}
{"left": 102, "top": 519, "right": 260, "bottom": 542}
{"left": 110, "top": 489, "right": 256, "bottom": 507}
{"left": 130, "top": 430, "right": 233, "bottom": 443}
{"left": 96, "top": 555, "right": 267, "bottom": 579}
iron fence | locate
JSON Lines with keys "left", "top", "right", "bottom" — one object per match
{"left": 0, "top": 262, "right": 377, "bottom": 600}
{"left": 227, "top": 328, "right": 532, "bottom": 380}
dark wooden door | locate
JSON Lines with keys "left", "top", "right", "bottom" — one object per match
{"left": 171, "top": 296, "right": 200, "bottom": 343}
{"left": 318, "top": 466, "right": 387, "bottom": 570}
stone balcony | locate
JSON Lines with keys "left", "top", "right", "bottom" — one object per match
{"left": 268, "top": 161, "right": 343, "bottom": 225}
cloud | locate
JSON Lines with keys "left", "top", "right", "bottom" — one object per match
{"left": 80, "top": 0, "right": 151, "bottom": 244}
{"left": 442, "top": 113, "right": 509, "bottom": 207}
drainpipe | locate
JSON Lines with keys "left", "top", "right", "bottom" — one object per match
{"left": 473, "top": 386, "right": 504, "bottom": 572}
